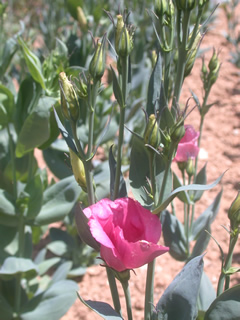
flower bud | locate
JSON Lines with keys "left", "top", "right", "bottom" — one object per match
{"left": 115, "top": 15, "right": 133, "bottom": 58}
{"left": 77, "top": 6, "right": 87, "bottom": 31}
{"left": 228, "top": 192, "right": 240, "bottom": 229}
{"left": 208, "top": 49, "right": 220, "bottom": 73}
{"left": 155, "top": 0, "right": 168, "bottom": 18}
{"left": 175, "top": 0, "right": 196, "bottom": 11}
{"left": 184, "top": 30, "right": 202, "bottom": 77}
{"left": 89, "top": 38, "right": 106, "bottom": 82}
{"left": 186, "top": 158, "right": 195, "bottom": 177}
{"left": 144, "top": 114, "right": 161, "bottom": 149}
{"left": 69, "top": 148, "right": 87, "bottom": 192}
{"left": 77, "top": 77, "right": 88, "bottom": 100}
{"left": 59, "top": 72, "right": 79, "bottom": 121}
{"left": 171, "top": 123, "right": 185, "bottom": 143}
{"left": 198, "top": 0, "right": 209, "bottom": 9}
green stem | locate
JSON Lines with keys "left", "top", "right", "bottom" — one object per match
{"left": 15, "top": 210, "right": 25, "bottom": 317}
{"left": 106, "top": 268, "right": 122, "bottom": 317}
{"left": 113, "top": 57, "right": 128, "bottom": 200}
{"left": 217, "top": 230, "right": 239, "bottom": 296}
{"left": 144, "top": 259, "right": 155, "bottom": 320}
{"left": 27, "top": 151, "right": 34, "bottom": 185}
{"left": 122, "top": 281, "right": 133, "bottom": 320}
{"left": 148, "top": 151, "right": 156, "bottom": 204}
{"left": 157, "top": 142, "right": 176, "bottom": 207}
{"left": 87, "top": 81, "right": 99, "bottom": 159}
{"left": 172, "top": 10, "right": 190, "bottom": 119}
{"left": 7, "top": 124, "right": 17, "bottom": 200}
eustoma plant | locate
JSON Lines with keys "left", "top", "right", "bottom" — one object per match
{"left": 53, "top": 1, "right": 240, "bottom": 320}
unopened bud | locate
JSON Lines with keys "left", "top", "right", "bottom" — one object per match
{"left": 155, "top": 0, "right": 168, "bottom": 17}
{"left": 184, "top": 30, "right": 202, "bottom": 77}
{"left": 77, "top": 77, "right": 88, "bottom": 100}
{"left": 171, "top": 123, "right": 185, "bottom": 143}
{"left": 175, "top": 0, "right": 196, "bottom": 11}
{"left": 77, "top": 7, "right": 87, "bottom": 31}
{"left": 144, "top": 114, "right": 161, "bottom": 149}
{"left": 208, "top": 49, "right": 220, "bottom": 72}
{"left": 115, "top": 15, "right": 133, "bottom": 58}
{"left": 228, "top": 192, "right": 240, "bottom": 229}
{"left": 69, "top": 148, "right": 87, "bottom": 192}
{"left": 89, "top": 38, "right": 106, "bottom": 81}
{"left": 151, "top": 50, "right": 157, "bottom": 67}
{"left": 198, "top": 0, "right": 209, "bottom": 9}
{"left": 186, "top": 158, "right": 195, "bottom": 177}
{"left": 59, "top": 72, "right": 79, "bottom": 121}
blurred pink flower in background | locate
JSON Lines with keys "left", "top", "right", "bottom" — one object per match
{"left": 84, "top": 198, "right": 169, "bottom": 272}
{"left": 174, "top": 125, "right": 199, "bottom": 162}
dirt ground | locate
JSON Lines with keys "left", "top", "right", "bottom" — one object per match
{"left": 43, "top": 7, "right": 240, "bottom": 320}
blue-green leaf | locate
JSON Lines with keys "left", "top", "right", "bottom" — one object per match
{"left": 193, "top": 163, "right": 207, "bottom": 202}
{"left": 173, "top": 171, "right": 192, "bottom": 204}
{"left": 78, "top": 293, "right": 123, "bottom": 319}
{"left": 204, "top": 285, "right": 240, "bottom": 320}
{"left": 0, "top": 257, "right": 38, "bottom": 280}
{"left": 153, "top": 172, "right": 225, "bottom": 215}
{"left": 155, "top": 255, "right": 204, "bottom": 320}
{"left": 0, "top": 189, "right": 17, "bottom": 227}
{"left": 198, "top": 272, "right": 216, "bottom": 312}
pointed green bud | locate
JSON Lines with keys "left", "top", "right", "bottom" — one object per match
{"left": 184, "top": 29, "right": 202, "bottom": 77}
{"left": 77, "top": 6, "right": 87, "bottom": 31}
{"left": 144, "top": 114, "right": 161, "bottom": 149}
{"left": 77, "top": 77, "right": 88, "bottom": 100}
{"left": 89, "top": 38, "right": 106, "bottom": 81}
{"left": 228, "top": 192, "right": 240, "bottom": 229}
{"left": 208, "top": 49, "right": 221, "bottom": 87}
{"left": 59, "top": 72, "right": 79, "bottom": 121}
{"left": 198, "top": 0, "right": 209, "bottom": 9}
{"left": 186, "top": 158, "right": 195, "bottom": 177}
{"left": 69, "top": 148, "right": 87, "bottom": 192}
{"left": 155, "top": 0, "right": 168, "bottom": 17}
{"left": 171, "top": 123, "right": 185, "bottom": 143}
{"left": 175, "top": 0, "right": 196, "bottom": 11}
{"left": 115, "top": 15, "right": 133, "bottom": 58}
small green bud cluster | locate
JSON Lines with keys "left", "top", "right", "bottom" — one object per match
{"left": 155, "top": 0, "right": 168, "bottom": 18}
{"left": 77, "top": 6, "right": 87, "bottom": 32}
{"left": 115, "top": 15, "right": 133, "bottom": 58}
{"left": 144, "top": 114, "right": 161, "bottom": 150}
{"left": 184, "top": 29, "right": 202, "bottom": 77}
{"left": 59, "top": 72, "right": 79, "bottom": 122}
{"left": 228, "top": 192, "right": 240, "bottom": 231}
{"left": 201, "top": 49, "right": 221, "bottom": 93}
{"left": 89, "top": 37, "right": 106, "bottom": 82}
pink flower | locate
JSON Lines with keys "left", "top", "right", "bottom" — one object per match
{"left": 84, "top": 198, "right": 169, "bottom": 272}
{"left": 174, "top": 125, "right": 199, "bottom": 162}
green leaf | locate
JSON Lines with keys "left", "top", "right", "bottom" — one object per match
{"left": 109, "top": 145, "right": 127, "bottom": 200}
{"left": 155, "top": 154, "right": 172, "bottom": 203}
{"left": 47, "top": 240, "right": 68, "bottom": 256}
{"left": 31, "top": 176, "right": 81, "bottom": 226}
{"left": 191, "top": 189, "right": 223, "bottom": 240}
{"left": 146, "top": 52, "right": 162, "bottom": 116}
{"left": 198, "top": 272, "right": 216, "bottom": 312}
{"left": 190, "top": 217, "right": 211, "bottom": 259}
{"left": 78, "top": 293, "right": 123, "bottom": 319}
{"left": 224, "top": 267, "right": 240, "bottom": 275}
{"left": 14, "top": 77, "right": 41, "bottom": 134}
{"left": 37, "top": 258, "right": 61, "bottom": 276}
{"left": 15, "top": 97, "right": 56, "bottom": 157}
{"left": 204, "top": 285, "right": 240, "bottom": 320}
{"left": 0, "top": 189, "right": 17, "bottom": 227}
{"left": 0, "top": 225, "right": 17, "bottom": 263}
{"left": 18, "top": 37, "right": 46, "bottom": 90}
{"left": 161, "top": 210, "right": 188, "bottom": 261}
{"left": 129, "top": 136, "right": 153, "bottom": 209}
{"left": 25, "top": 174, "right": 43, "bottom": 219}
{"left": 0, "top": 292, "right": 13, "bottom": 320}
{"left": 152, "top": 172, "right": 225, "bottom": 215}
{"left": 0, "top": 257, "right": 38, "bottom": 280}
{"left": 173, "top": 171, "right": 192, "bottom": 204}
{"left": 0, "top": 84, "right": 15, "bottom": 128}
{"left": 21, "top": 280, "right": 79, "bottom": 320}
{"left": 111, "top": 66, "right": 124, "bottom": 108}
{"left": 52, "top": 261, "right": 72, "bottom": 283}
{"left": 155, "top": 255, "right": 204, "bottom": 320}
{"left": 193, "top": 163, "right": 207, "bottom": 202}
{"left": 0, "top": 37, "right": 18, "bottom": 75}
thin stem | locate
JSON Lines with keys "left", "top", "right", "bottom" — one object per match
{"left": 122, "top": 281, "right": 133, "bottom": 320}
{"left": 217, "top": 230, "right": 239, "bottom": 296}
{"left": 113, "top": 56, "right": 128, "bottom": 200}
{"left": 148, "top": 151, "right": 156, "bottom": 204}
{"left": 7, "top": 125, "right": 17, "bottom": 200}
{"left": 157, "top": 142, "right": 176, "bottom": 207}
{"left": 144, "top": 259, "right": 155, "bottom": 320}
{"left": 106, "top": 268, "right": 122, "bottom": 317}
{"left": 172, "top": 10, "right": 190, "bottom": 119}
{"left": 87, "top": 81, "right": 99, "bottom": 159}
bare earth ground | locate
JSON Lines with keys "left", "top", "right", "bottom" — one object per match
{"left": 37, "top": 8, "right": 240, "bottom": 320}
